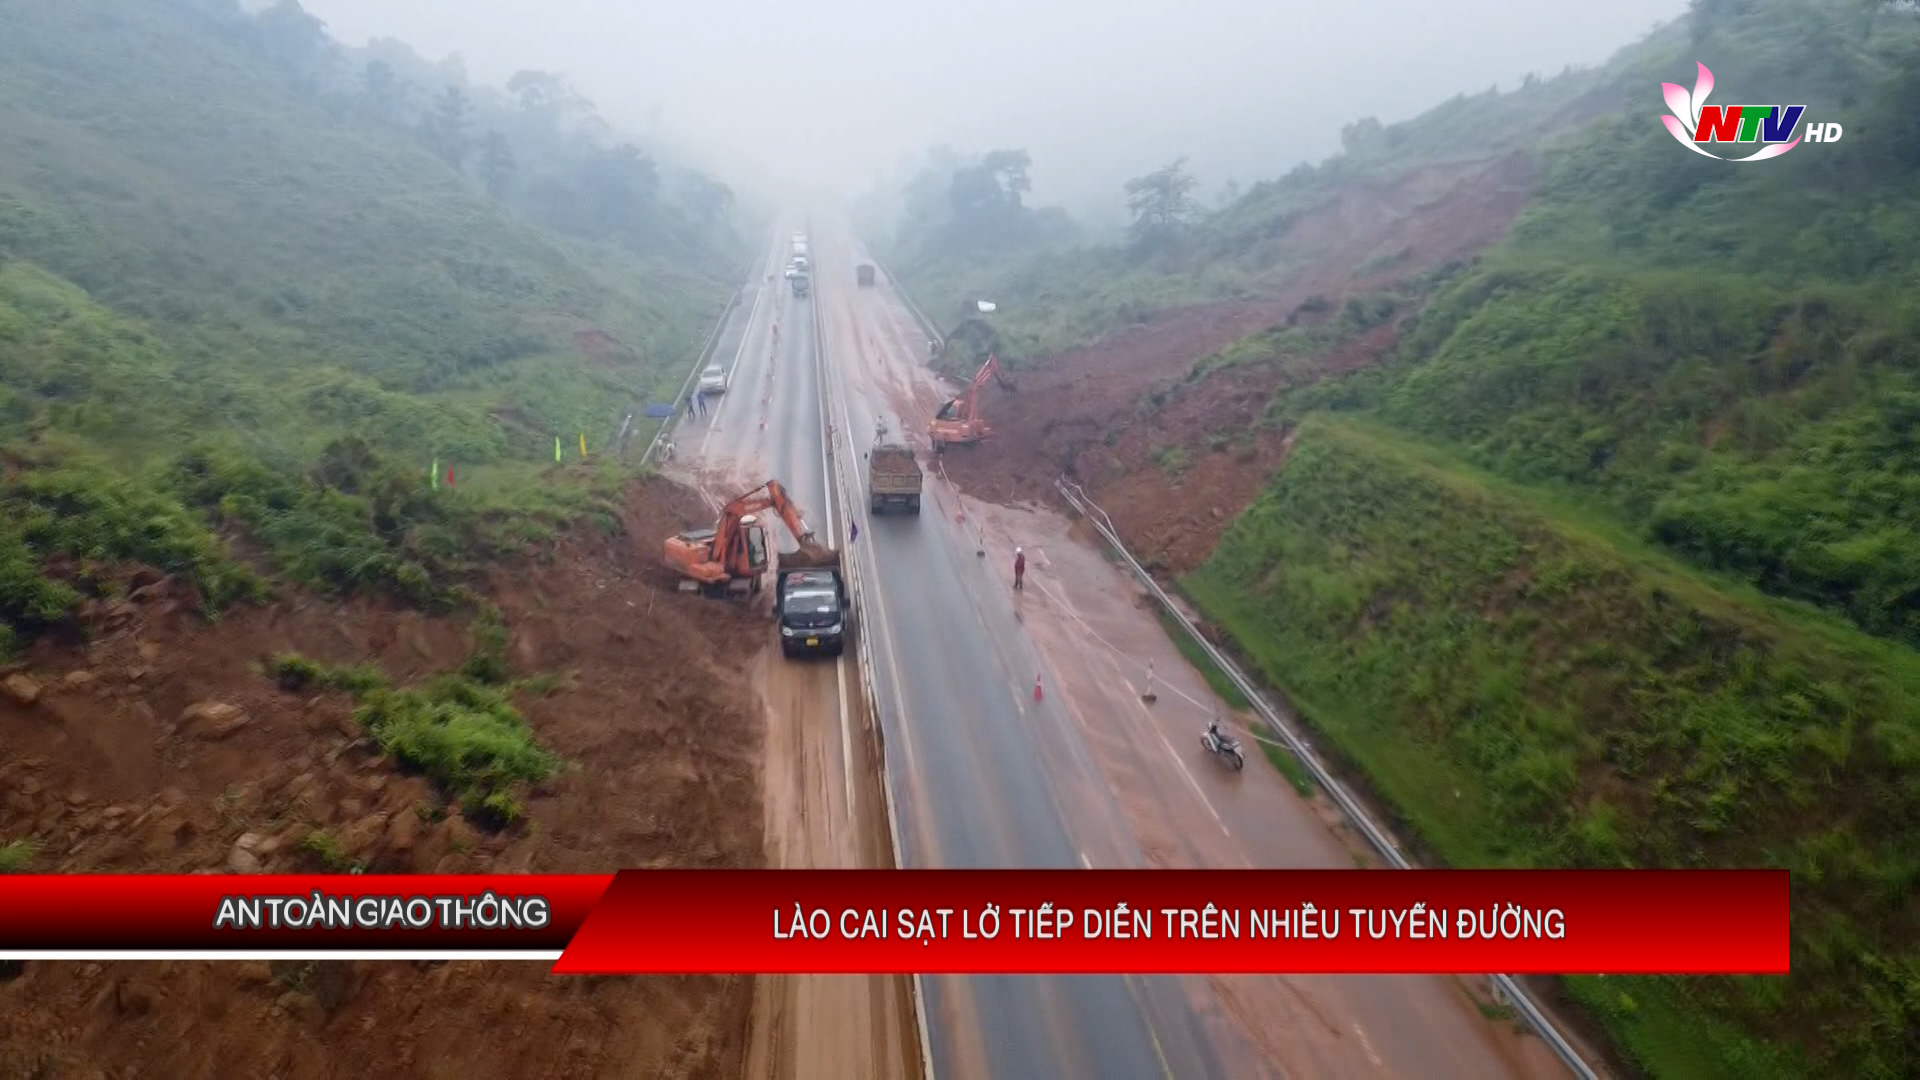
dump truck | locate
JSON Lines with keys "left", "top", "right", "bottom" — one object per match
{"left": 857, "top": 264, "right": 876, "bottom": 288}
{"left": 774, "top": 563, "right": 848, "bottom": 658}
{"left": 868, "top": 442, "right": 922, "bottom": 515}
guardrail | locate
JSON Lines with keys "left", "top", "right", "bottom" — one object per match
{"left": 860, "top": 248, "right": 942, "bottom": 353}
{"left": 1053, "top": 477, "right": 1600, "bottom": 1080}
{"left": 808, "top": 259, "right": 939, "bottom": 1080}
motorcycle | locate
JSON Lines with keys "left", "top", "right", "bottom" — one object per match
{"left": 1201, "top": 724, "right": 1245, "bottom": 771}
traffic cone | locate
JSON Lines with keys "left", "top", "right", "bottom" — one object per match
{"left": 1033, "top": 674, "right": 1044, "bottom": 703}
{"left": 760, "top": 416, "right": 767, "bottom": 430}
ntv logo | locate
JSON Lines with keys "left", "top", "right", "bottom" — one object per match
{"left": 1660, "top": 62, "right": 1843, "bottom": 161}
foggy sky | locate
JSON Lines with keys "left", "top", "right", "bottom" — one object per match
{"left": 301, "top": 0, "right": 1688, "bottom": 213}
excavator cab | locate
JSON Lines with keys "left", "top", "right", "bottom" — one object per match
{"left": 739, "top": 516, "right": 770, "bottom": 576}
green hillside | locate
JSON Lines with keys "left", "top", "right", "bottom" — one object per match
{"left": 1177, "top": 1, "right": 1920, "bottom": 1075}
{"left": 0, "top": 0, "right": 738, "bottom": 649}
{"left": 1279, "top": 0, "right": 1920, "bottom": 650}
{"left": 871, "top": 30, "right": 1648, "bottom": 372}
{"left": 1188, "top": 417, "right": 1918, "bottom": 1078}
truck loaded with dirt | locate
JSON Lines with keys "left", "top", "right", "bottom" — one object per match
{"left": 866, "top": 443, "right": 923, "bottom": 515}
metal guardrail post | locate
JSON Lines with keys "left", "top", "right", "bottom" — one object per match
{"left": 1051, "top": 477, "right": 1600, "bottom": 1080}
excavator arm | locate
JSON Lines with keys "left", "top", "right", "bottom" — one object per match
{"left": 709, "top": 480, "right": 814, "bottom": 558}
{"left": 750, "top": 479, "right": 816, "bottom": 549}
{"left": 711, "top": 480, "right": 838, "bottom": 569}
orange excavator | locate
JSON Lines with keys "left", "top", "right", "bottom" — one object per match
{"left": 664, "top": 479, "right": 840, "bottom": 598}
{"left": 929, "top": 353, "right": 1016, "bottom": 451}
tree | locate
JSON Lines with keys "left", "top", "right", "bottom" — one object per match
{"left": 420, "top": 86, "right": 472, "bottom": 172}
{"left": 949, "top": 163, "right": 1005, "bottom": 227}
{"left": 981, "top": 149, "right": 1033, "bottom": 209}
{"left": 253, "top": 0, "right": 327, "bottom": 81}
{"left": 1123, "top": 158, "right": 1200, "bottom": 247}
{"left": 1339, "top": 117, "right": 1385, "bottom": 154}
{"left": 506, "top": 70, "right": 599, "bottom": 133}
{"left": 945, "top": 148, "right": 1037, "bottom": 244}
{"left": 362, "top": 60, "right": 402, "bottom": 122}
{"left": 479, "top": 132, "right": 517, "bottom": 200}
{"left": 682, "top": 174, "right": 733, "bottom": 226}
{"left": 578, "top": 144, "right": 659, "bottom": 237}
{"left": 1216, "top": 179, "right": 1243, "bottom": 208}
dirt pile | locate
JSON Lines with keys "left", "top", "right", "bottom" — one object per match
{"left": 940, "top": 154, "right": 1537, "bottom": 573}
{"left": 1, "top": 476, "right": 766, "bottom": 1078}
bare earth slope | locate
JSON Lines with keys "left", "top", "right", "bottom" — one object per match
{"left": 940, "top": 154, "right": 1536, "bottom": 574}
{"left": 0, "top": 477, "right": 764, "bottom": 1079}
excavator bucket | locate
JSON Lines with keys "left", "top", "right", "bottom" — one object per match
{"left": 781, "top": 541, "right": 842, "bottom": 571}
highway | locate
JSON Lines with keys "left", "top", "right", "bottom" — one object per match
{"left": 812, "top": 226, "right": 1245, "bottom": 1080}
{"left": 677, "top": 220, "right": 1567, "bottom": 1079}
{"left": 679, "top": 225, "right": 917, "bottom": 1080}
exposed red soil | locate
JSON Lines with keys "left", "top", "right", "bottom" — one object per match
{"left": 940, "top": 154, "right": 1538, "bottom": 573}
{"left": 571, "top": 328, "right": 639, "bottom": 368}
{"left": 1, "top": 476, "right": 766, "bottom": 1078}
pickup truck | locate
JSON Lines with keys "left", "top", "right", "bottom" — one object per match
{"left": 868, "top": 443, "right": 922, "bottom": 515}
{"left": 775, "top": 565, "right": 847, "bottom": 658}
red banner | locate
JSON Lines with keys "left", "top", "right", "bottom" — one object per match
{"left": 0, "top": 870, "right": 1789, "bottom": 974}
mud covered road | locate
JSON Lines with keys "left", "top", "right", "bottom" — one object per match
{"left": 810, "top": 221, "right": 1568, "bottom": 1080}
{"left": 664, "top": 226, "right": 920, "bottom": 1080}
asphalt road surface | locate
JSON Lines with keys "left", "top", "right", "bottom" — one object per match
{"left": 674, "top": 227, "right": 918, "bottom": 1080}
{"left": 681, "top": 221, "right": 1565, "bottom": 1080}
{"left": 810, "top": 219, "right": 1567, "bottom": 1080}
{"left": 811, "top": 227, "right": 1238, "bottom": 1080}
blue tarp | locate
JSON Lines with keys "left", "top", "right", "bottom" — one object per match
{"left": 643, "top": 403, "right": 676, "bottom": 419}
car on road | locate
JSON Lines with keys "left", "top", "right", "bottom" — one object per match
{"left": 698, "top": 364, "right": 727, "bottom": 394}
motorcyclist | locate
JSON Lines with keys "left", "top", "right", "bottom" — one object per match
{"left": 1207, "top": 717, "right": 1231, "bottom": 748}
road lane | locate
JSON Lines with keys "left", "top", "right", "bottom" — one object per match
{"left": 817, "top": 222, "right": 1569, "bottom": 1079}
{"left": 679, "top": 225, "right": 918, "bottom": 1080}
{"left": 812, "top": 230, "right": 1240, "bottom": 1080}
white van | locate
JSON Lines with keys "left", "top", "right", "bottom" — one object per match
{"left": 698, "top": 364, "right": 727, "bottom": 394}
